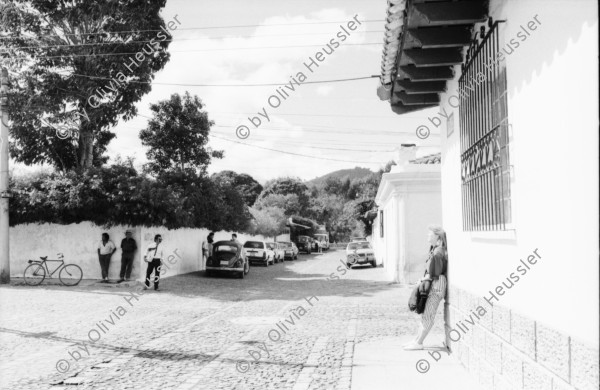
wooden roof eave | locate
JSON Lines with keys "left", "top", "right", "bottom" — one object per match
{"left": 379, "top": 0, "right": 489, "bottom": 115}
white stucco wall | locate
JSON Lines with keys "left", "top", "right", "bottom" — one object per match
{"left": 9, "top": 222, "right": 267, "bottom": 282}
{"left": 435, "top": 0, "right": 598, "bottom": 346}
{"left": 404, "top": 190, "right": 443, "bottom": 283}
{"left": 373, "top": 166, "right": 442, "bottom": 284}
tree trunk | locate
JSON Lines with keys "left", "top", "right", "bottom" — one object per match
{"left": 78, "top": 129, "right": 94, "bottom": 169}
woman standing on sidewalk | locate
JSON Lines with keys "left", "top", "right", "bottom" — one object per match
{"left": 404, "top": 225, "right": 448, "bottom": 350}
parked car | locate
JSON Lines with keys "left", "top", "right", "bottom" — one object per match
{"left": 266, "top": 242, "right": 285, "bottom": 263}
{"left": 345, "top": 241, "right": 376, "bottom": 268}
{"left": 205, "top": 241, "right": 249, "bottom": 278}
{"left": 243, "top": 240, "right": 275, "bottom": 266}
{"left": 279, "top": 241, "right": 299, "bottom": 260}
{"left": 296, "top": 235, "right": 312, "bottom": 254}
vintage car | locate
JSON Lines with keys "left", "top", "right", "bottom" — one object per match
{"left": 296, "top": 235, "right": 312, "bottom": 254}
{"left": 345, "top": 241, "right": 376, "bottom": 268}
{"left": 266, "top": 242, "right": 285, "bottom": 263}
{"left": 279, "top": 241, "right": 299, "bottom": 260}
{"left": 205, "top": 241, "right": 249, "bottom": 278}
{"left": 243, "top": 240, "right": 275, "bottom": 266}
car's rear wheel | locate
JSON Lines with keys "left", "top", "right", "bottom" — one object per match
{"left": 206, "top": 270, "right": 212, "bottom": 277}
{"left": 371, "top": 261, "right": 377, "bottom": 268}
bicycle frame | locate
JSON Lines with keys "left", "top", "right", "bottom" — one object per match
{"left": 28, "top": 259, "right": 65, "bottom": 278}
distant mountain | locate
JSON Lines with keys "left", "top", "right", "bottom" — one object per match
{"left": 307, "top": 167, "right": 374, "bottom": 187}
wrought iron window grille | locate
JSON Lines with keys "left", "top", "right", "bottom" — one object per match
{"left": 459, "top": 19, "right": 512, "bottom": 231}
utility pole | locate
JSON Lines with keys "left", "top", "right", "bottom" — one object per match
{"left": 0, "top": 67, "right": 10, "bottom": 284}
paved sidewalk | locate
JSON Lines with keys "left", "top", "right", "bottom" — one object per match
{"left": 352, "top": 333, "right": 483, "bottom": 390}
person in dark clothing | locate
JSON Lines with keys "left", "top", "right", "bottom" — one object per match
{"left": 144, "top": 234, "right": 163, "bottom": 291}
{"left": 119, "top": 230, "right": 137, "bottom": 282}
{"left": 202, "top": 232, "right": 215, "bottom": 269}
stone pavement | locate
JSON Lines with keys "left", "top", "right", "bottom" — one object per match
{"left": 0, "top": 249, "right": 484, "bottom": 390}
{"left": 352, "top": 336, "right": 482, "bottom": 390}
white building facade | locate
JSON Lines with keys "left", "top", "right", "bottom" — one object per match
{"left": 377, "top": 0, "right": 598, "bottom": 389}
{"left": 372, "top": 146, "right": 442, "bottom": 284}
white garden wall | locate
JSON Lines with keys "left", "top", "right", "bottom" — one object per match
{"left": 9, "top": 222, "right": 268, "bottom": 282}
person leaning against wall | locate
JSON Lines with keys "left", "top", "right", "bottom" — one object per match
{"left": 404, "top": 225, "right": 449, "bottom": 351}
{"left": 118, "top": 230, "right": 137, "bottom": 282}
{"left": 97, "top": 233, "right": 117, "bottom": 282}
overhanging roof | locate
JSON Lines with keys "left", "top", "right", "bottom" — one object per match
{"left": 377, "top": 0, "right": 489, "bottom": 114}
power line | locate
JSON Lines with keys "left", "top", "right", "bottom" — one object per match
{"left": 63, "top": 73, "right": 379, "bottom": 87}
{"left": 118, "top": 124, "right": 408, "bottom": 149}
{"left": 2, "top": 30, "right": 385, "bottom": 50}
{"left": 5, "top": 42, "right": 381, "bottom": 59}
{"left": 211, "top": 111, "right": 400, "bottom": 119}
{"left": 209, "top": 134, "right": 394, "bottom": 153}
{"left": 212, "top": 124, "right": 412, "bottom": 136}
{"left": 210, "top": 134, "right": 381, "bottom": 165}
{"left": 0, "top": 19, "right": 385, "bottom": 40}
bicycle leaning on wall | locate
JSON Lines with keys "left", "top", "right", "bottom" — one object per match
{"left": 23, "top": 253, "right": 83, "bottom": 286}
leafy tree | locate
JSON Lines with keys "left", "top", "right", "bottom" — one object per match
{"left": 140, "top": 92, "right": 223, "bottom": 174}
{"left": 259, "top": 177, "right": 309, "bottom": 213}
{"left": 212, "top": 171, "right": 262, "bottom": 206}
{"left": 255, "top": 193, "right": 302, "bottom": 216}
{"left": 249, "top": 206, "right": 286, "bottom": 238}
{"left": 1, "top": 0, "right": 173, "bottom": 170}
{"left": 10, "top": 160, "right": 253, "bottom": 231}
{"left": 354, "top": 199, "right": 377, "bottom": 236}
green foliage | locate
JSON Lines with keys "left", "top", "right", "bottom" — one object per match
{"left": 140, "top": 92, "right": 223, "bottom": 175}
{"left": 354, "top": 199, "right": 377, "bottom": 236}
{"left": 259, "top": 177, "right": 309, "bottom": 213}
{"left": 255, "top": 193, "right": 302, "bottom": 216}
{"left": 248, "top": 206, "right": 286, "bottom": 238}
{"left": 2, "top": 0, "right": 173, "bottom": 170}
{"left": 9, "top": 160, "right": 251, "bottom": 231}
{"left": 301, "top": 161, "right": 395, "bottom": 241}
{"left": 211, "top": 171, "right": 262, "bottom": 207}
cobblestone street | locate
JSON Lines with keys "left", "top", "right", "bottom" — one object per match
{"left": 1, "top": 249, "right": 449, "bottom": 390}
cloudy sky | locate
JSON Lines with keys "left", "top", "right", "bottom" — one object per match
{"left": 19, "top": 0, "right": 443, "bottom": 183}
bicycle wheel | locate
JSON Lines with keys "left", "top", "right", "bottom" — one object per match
{"left": 24, "top": 264, "right": 46, "bottom": 286}
{"left": 59, "top": 264, "right": 83, "bottom": 286}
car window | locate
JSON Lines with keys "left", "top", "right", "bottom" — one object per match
{"left": 215, "top": 245, "right": 237, "bottom": 253}
{"left": 266, "top": 243, "right": 276, "bottom": 249}
{"left": 359, "top": 242, "right": 371, "bottom": 249}
{"left": 244, "top": 241, "right": 264, "bottom": 249}
{"left": 280, "top": 242, "right": 291, "bottom": 248}
{"left": 347, "top": 243, "right": 358, "bottom": 250}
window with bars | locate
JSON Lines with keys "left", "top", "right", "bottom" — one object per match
{"left": 459, "top": 20, "right": 511, "bottom": 231}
